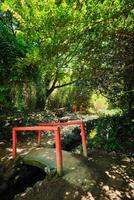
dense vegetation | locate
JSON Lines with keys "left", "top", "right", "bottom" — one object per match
{"left": 0, "top": 0, "right": 133, "bottom": 151}
{"left": 0, "top": 0, "right": 133, "bottom": 113}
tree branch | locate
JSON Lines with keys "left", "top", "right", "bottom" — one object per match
{"left": 54, "top": 80, "right": 78, "bottom": 89}
{"left": 46, "top": 79, "right": 78, "bottom": 98}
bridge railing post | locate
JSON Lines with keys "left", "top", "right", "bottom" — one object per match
{"left": 38, "top": 130, "right": 42, "bottom": 145}
{"left": 55, "top": 127, "right": 63, "bottom": 175}
{"left": 80, "top": 122, "right": 87, "bottom": 157}
{"left": 12, "top": 129, "right": 17, "bottom": 159}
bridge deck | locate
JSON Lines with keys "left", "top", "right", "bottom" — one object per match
{"left": 17, "top": 147, "right": 95, "bottom": 191}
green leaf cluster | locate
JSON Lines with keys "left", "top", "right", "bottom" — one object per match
{"left": 0, "top": 0, "right": 133, "bottom": 112}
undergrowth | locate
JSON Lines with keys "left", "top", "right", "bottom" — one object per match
{"left": 88, "top": 114, "right": 134, "bottom": 153}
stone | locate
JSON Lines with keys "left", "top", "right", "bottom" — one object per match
{"left": 129, "top": 182, "right": 134, "bottom": 189}
{"left": 130, "top": 189, "right": 134, "bottom": 197}
{"left": 102, "top": 185, "right": 109, "bottom": 191}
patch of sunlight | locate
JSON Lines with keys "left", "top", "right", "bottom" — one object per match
{"left": 47, "top": 140, "right": 53, "bottom": 145}
{"left": 101, "top": 163, "right": 134, "bottom": 199}
{"left": 20, "top": 147, "right": 35, "bottom": 155}
{"left": 65, "top": 191, "right": 71, "bottom": 196}
{"left": 6, "top": 148, "right": 12, "bottom": 152}
{"left": 21, "top": 192, "right": 26, "bottom": 197}
{"left": 125, "top": 191, "right": 132, "bottom": 199}
{"left": 88, "top": 92, "right": 123, "bottom": 116}
{"left": 7, "top": 156, "right": 13, "bottom": 160}
{"left": 105, "top": 164, "right": 132, "bottom": 184}
{"left": 73, "top": 191, "right": 79, "bottom": 198}
{"left": 89, "top": 129, "right": 97, "bottom": 139}
{"left": 0, "top": 142, "right": 5, "bottom": 145}
{"left": 88, "top": 93, "right": 108, "bottom": 112}
{"left": 1, "top": 157, "right": 6, "bottom": 161}
{"left": 81, "top": 192, "right": 95, "bottom": 200}
{"left": 27, "top": 142, "right": 37, "bottom": 147}
{"left": 120, "top": 165, "right": 127, "bottom": 168}
{"left": 17, "top": 148, "right": 25, "bottom": 153}
{"left": 128, "top": 181, "right": 134, "bottom": 189}
{"left": 102, "top": 185, "right": 123, "bottom": 199}
{"left": 105, "top": 171, "right": 116, "bottom": 179}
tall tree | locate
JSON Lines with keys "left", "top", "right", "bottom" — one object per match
{"left": 1, "top": 0, "right": 134, "bottom": 113}
{"left": 0, "top": 7, "right": 25, "bottom": 109}
{"left": 1, "top": 0, "right": 87, "bottom": 109}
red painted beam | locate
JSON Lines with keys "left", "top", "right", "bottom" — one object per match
{"left": 13, "top": 126, "right": 58, "bottom": 131}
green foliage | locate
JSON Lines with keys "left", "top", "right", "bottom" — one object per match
{"left": 47, "top": 84, "right": 74, "bottom": 110}
{"left": 77, "top": 0, "right": 134, "bottom": 113}
{"left": 88, "top": 92, "right": 123, "bottom": 116}
{"left": 88, "top": 114, "right": 134, "bottom": 152}
{"left": 0, "top": 0, "right": 134, "bottom": 113}
{"left": 88, "top": 93, "right": 108, "bottom": 114}
{"left": 0, "top": 7, "right": 26, "bottom": 108}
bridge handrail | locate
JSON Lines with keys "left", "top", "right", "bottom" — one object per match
{"left": 12, "top": 120, "right": 87, "bottom": 175}
{"left": 12, "top": 126, "right": 62, "bottom": 175}
{"left": 39, "top": 121, "right": 87, "bottom": 157}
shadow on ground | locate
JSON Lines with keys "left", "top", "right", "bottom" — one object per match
{"left": 12, "top": 150, "right": 134, "bottom": 200}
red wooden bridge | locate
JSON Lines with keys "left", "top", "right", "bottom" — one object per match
{"left": 12, "top": 121, "right": 87, "bottom": 175}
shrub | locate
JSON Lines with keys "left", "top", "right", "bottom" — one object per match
{"left": 88, "top": 114, "right": 133, "bottom": 152}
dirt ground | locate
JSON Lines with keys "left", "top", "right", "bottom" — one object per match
{"left": 13, "top": 150, "right": 134, "bottom": 200}
{"left": 1, "top": 141, "right": 133, "bottom": 200}
{"left": 0, "top": 127, "right": 134, "bottom": 200}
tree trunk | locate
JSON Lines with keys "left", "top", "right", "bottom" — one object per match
{"left": 124, "top": 64, "right": 134, "bottom": 119}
